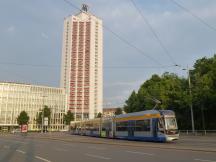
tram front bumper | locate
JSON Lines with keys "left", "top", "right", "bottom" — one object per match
{"left": 165, "top": 134, "right": 179, "bottom": 141}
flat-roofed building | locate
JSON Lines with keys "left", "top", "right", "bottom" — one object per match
{"left": 0, "top": 82, "right": 66, "bottom": 132}
{"left": 103, "top": 108, "right": 125, "bottom": 117}
{"left": 60, "top": 4, "right": 103, "bottom": 120}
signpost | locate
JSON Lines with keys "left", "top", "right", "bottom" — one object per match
{"left": 44, "top": 117, "right": 48, "bottom": 126}
{"left": 21, "top": 124, "right": 28, "bottom": 133}
{"left": 44, "top": 117, "right": 48, "bottom": 132}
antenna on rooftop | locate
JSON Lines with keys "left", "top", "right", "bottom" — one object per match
{"left": 81, "top": 4, "right": 89, "bottom": 12}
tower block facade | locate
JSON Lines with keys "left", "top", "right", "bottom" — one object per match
{"left": 60, "top": 6, "right": 103, "bottom": 120}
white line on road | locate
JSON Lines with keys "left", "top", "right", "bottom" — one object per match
{"left": 125, "top": 150, "right": 155, "bottom": 156}
{"left": 88, "top": 146, "right": 106, "bottom": 150}
{"left": 35, "top": 155, "right": 51, "bottom": 162}
{"left": 85, "top": 153, "right": 111, "bottom": 160}
{"left": 0, "top": 138, "right": 27, "bottom": 144}
{"left": 194, "top": 159, "right": 216, "bottom": 162}
{"left": 3, "top": 145, "right": 10, "bottom": 149}
{"left": 60, "top": 143, "right": 77, "bottom": 147}
{"left": 54, "top": 148, "right": 68, "bottom": 152}
{"left": 16, "top": 149, "right": 26, "bottom": 154}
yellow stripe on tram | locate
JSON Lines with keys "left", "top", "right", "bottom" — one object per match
{"left": 114, "top": 113, "right": 161, "bottom": 122}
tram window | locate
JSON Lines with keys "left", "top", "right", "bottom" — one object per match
{"left": 92, "top": 122, "right": 100, "bottom": 131}
{"left": 158, "top": 118, "right": 164, "bottom": 130}
{"left": 86, "top": 123, "right": 93, "bottom": 131}
{"left": 135, "top": 119, "right": 150, "bottom": 131}
{"left": 102, "top": 122, "right": 111, "bottom": 131}
{"left": 85, "top": 123, "right": 91, "bottom": 131}
{"left": 165, "top": 117, "right": 177, "bottom": 130}
{"left": 92, "top": 127, "right": 99, "bottom": 131}
{"left": 116, "top": 121, "right": 128, "bottom": 131}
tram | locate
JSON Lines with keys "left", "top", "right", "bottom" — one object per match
{"left": 70, "top": 110, "right": 179, "bottom": 142}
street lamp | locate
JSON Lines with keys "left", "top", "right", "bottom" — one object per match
{"left": 51, "top": 104, "right": 57, "bottom": 132}
{"left": 41, "top": 95, "right": 47, "bottom": 133}
{"left": 11, "top": 106, "right": 15, "bottom": 133}
{"left": 182, "top": 67, "right": 195, "bottom": 134}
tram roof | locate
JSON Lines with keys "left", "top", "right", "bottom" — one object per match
{"left": 159, "top": 110, "right": 175, "bottom": 116}
{"left": 115, "top": 110, "right": 160, "bottom": 119}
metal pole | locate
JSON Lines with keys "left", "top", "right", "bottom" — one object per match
{"left": 188, "top": 67, "right": 195, "bottom": 134}
{"left": 12, "top": 107, "right": 14, "bottom": 133}
{"left": 41, "top": 95, "right": 46, "bottom": 133}
{"left": 42, "top": 108, "right": 44, "bottom": 133}
{"left": 41, "top": 109, "right": 43, "bottom": 133}
{"left": 201, "top": 105, "right": 206, "bottom": 132}
{"left": 40, "top": 111, "right": 42, "bottom": 133}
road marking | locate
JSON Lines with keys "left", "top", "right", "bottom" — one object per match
{"left": 0, "top": 138, "right": 27, "bottom": 144}
{"left": 16, "top": 149, "right": 26, "bottom": 154}
{"left": 54, "top": 148, "right": 68, "bottom": 152}
{"left": 60, "top": 143, "right": 77, "bottom": 147}
{"left": 85, "top": 153, "right": 111, "bottom": 160}
{"left": 35, "top": 156, "right": 51, "bottom": 162}
{"left": 88, "top": 146, "right": 106, "bottom": 150}
{"left": 194, "top": 159, "right": 216, "bottom": 162}
{"left": 3, "top": 145, "right": 10, "bottom": 149}
{"left": 14, "top": 141, "right": 27, "bottom": 144}
{"left": 125, "top": 150, "right": 155, "bottom": 156}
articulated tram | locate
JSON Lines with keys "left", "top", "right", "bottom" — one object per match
{"left": 70, "top": 110, "right": 179, "bottom": 142}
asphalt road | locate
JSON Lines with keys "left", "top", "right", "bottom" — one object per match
{"left": 0, "top": 133, "right": 216, "bottom": 162}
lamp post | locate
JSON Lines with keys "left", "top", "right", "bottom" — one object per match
{"left": 41, "top": 108, "right": 44, "bottom": 133}
{"left": 11, "top": 106, "right": 14, "bottom": 133}
{"left": 183, "top": 67, "right": 195, "bottom": 134}
{"left": 41, "top": 95, "right": 47, "bottom": 133}
{"left": 51, "top": 105, "right": 57, "bottom": 132}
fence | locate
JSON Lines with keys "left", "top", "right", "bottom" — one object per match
{"left": 179, "top": 130, "right": 216, "bottom": 136}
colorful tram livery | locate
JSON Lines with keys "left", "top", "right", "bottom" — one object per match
{"left": 70, "top": 110, "right": 179, "bottom": 142}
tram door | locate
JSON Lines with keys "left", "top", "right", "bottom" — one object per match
{"left": 128, "top": 121, "right": 135, "bottom": 137}
{"left": 105, "top": 128, "right": 109, "bottom": 137}
{"left": 152, "top": 118, "right": 158, "bottom": 137}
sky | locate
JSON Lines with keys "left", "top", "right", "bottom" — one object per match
{"left": 0, "top": 0, "right": 216, "bottom": 108}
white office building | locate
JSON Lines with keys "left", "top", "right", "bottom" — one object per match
{"left": 0, "top": 82, "right": 66, "bottom": 132}
{"left": 60, "top": 5, "right": 103, "bottom": 120}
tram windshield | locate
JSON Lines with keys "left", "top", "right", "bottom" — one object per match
{"left": 165, "top": 117, "right": 178, "bottom": 130}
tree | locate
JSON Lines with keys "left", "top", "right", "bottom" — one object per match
{"left": 36, "top": 112, "right": 42, "bottom": 125}
{"left": 191, "top": 55, "right": 216, "bottom": 129}
{"left": 63, "top": 110, "right": 74, "bottom": 125}
{"left": 36, "top": 105, "right": 51, "bottom": 125}
{"left": 123, "top": 72, "right": 190, "bottom": 129}
{"left": 124, "top": 91, "right": 138, "bottom": 113}
{"left": 123, "top": 54, "right": 216, "bottom": 130}
{"left": 96, "top": 112, "right": 102, "bottom": 118}
{"left": 17, "top": 111, "right": 29, "bottom": 125}
{"left": 115, "top": 108, "right": 123, "bottom": 115}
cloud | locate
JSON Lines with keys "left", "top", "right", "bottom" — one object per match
{"left": 41, "top": 32, "right": 49, "bottom": 39}
{"left": 103, "top": 96, "right": 126, "bottom": 107}
{"left": 104, "top": 80, "right": 143, "bottom": 107}
{"left": 7, "top": 26, "right": 15, "bottom": 33}
{"left": 1, "top": 0, "right": 216, "bottom": 108}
